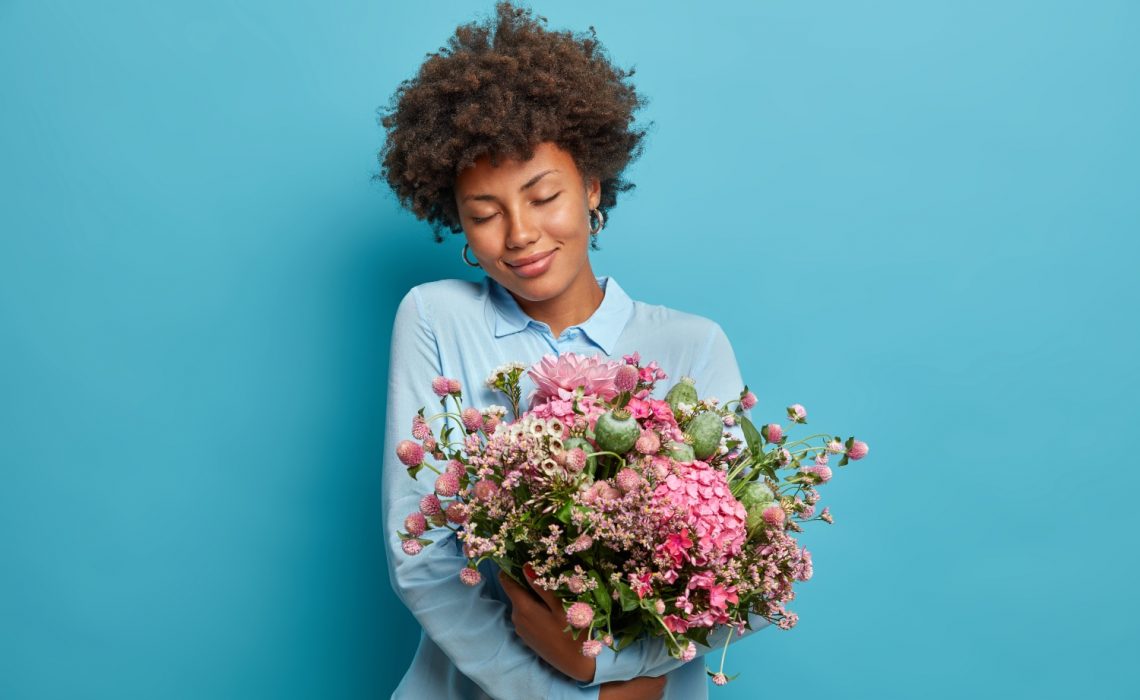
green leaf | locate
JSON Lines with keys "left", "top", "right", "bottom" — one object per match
{"left": 555, "top": 502, "right": 574, "bottom": 524}
{"left": 739, "top": 415, "right": 762, "bottom": 457}
{"left": 617, "top": 633, "right": 638, "bottom": 651}
{"left": 407, "top": 463, "right": 424, "bottom": 479}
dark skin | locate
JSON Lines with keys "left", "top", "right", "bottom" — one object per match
{"left": 499, "top": 566, "right": 667, "bottom": 700}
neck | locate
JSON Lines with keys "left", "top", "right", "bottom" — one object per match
{"left": 513, "top": 270, "right": 605, "bottom": 339}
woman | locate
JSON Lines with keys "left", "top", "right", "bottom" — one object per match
{"left": 377, "top": 3, "right": 768, "bottom": 698}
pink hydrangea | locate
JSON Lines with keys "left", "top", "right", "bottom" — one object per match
{"left": 653, "top": 461, "right": 748, "bottom": 566}
{"left": 527, "top": 352, "right": 624, "bottom": 407}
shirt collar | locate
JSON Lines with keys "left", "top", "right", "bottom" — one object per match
{"left": 487, "top": 274, "right": 633, "bottom": 355}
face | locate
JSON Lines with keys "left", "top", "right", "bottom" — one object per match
{"left": 454, "top": 141, "right": 602, "bottom": 303}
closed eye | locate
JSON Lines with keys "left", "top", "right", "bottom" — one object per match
{"left": 470, "top": 193, "right": 562, "bottom": 225}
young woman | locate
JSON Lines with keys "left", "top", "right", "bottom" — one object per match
{"left": 377, "top": 4, "right": 768, "bottom": 698}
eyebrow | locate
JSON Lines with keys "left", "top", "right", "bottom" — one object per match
{"left": 462, "top": 169, "right": 559, "bottom": 202}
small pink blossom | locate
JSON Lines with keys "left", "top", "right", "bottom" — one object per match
{"left": 826, "top": 439, "right": 844, "bottom": 454}
{"left": 419, "top": 494, "right": 441, "bottom": 516}
{"left": 459, "top": 567, "right": 482, "bottom": 586}
{"left": 740, "top": 390, "right": 757, "bottom": 410}
{"left": 712, "top": 672, "right": 728, "bottom": 686}
{"left": 680, "top": 641, "right": 697, "bottom": 662}
{"left": 787, "top": 403, "right": 807, "bottom": 423}
{"left": 581, "top": 639, "right": 602, "bottom": 658}
{"left": 820, "top": 506, "right": 833, "bottom": 524}
{"left": 447, "top": 378, "right": 462, "bottom": 394}
{"left": 435, "top": 472, "right": 460, "bottom": 498}
{"left": 411, "top": 415, "right": 431, "bottom": 440}
{"left": 635, "top": 430, "right": 661, "bottom": 455}
{"left": 566, "top": 602, "right": 595, "bottom": 629}
{"left": 848, "top": 439, "right": 869, "bottom": 460}
{"left": 765, "top": 423, "right": 783, "bottom": 443}
{"left": 615, "top": 468, "right": 643, "bottom": 493}
{"left": 615, "top": 364, "right": 639, "bottom": 392}
{"left": 473, "top": 479, "right": 499, "bottom": 502}
{"left": 445, "top": 501, "right": 468, "bottom": 524}
{"left": 431, "top": 376, "right": 451, "bottom": 397}
{"left": 401, "top": 539, "right": 423, "bottom": 555}
{"left": 396, "top": 440, "right": 424, "bottom": 467}
{"left": 404, "top": 512, "right": 427, "bottom": 537}
{"left": 762, "top": 505, "right": 786, "bottom": 527}
{"left": 461, "top": 408, "right": 483, "bottom": 432}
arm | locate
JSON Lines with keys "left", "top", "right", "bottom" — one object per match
{"left": 582, "top": 322, "right": 771, "bottom": 686}
{"left": 382, "top": 288, "right": 598, "bottom": 700}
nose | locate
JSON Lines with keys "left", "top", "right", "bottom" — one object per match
{"left": 504, "top": 205, "right": 540, "bottom": 249}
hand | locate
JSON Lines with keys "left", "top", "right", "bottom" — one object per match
{"left": 599, "top": 675, "right": 667, "bottom": 700}
{"left": 499, "top": 565, "right": 597, "bottom": 683}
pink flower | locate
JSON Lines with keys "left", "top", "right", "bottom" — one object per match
{"left": 826, "top": 439, "right": 844, "bottom": 454}
{"left": 787, "top": 403, "right": 807, "bottom": 423}
{"left": 653, "top": 461, "right": 748, "bottom": 565}
{"left": 564, "top": 448, "right": 588, "bottom": 473}
{"left": 712, "top": 672, "right": 728, "bottom": 686}
{"left": 803, "top": 464, "right": 832, "bottom": 483}
{"left": 581, "top": 481, "right": 621, "bottom": 504}
{"left": 401, "top": 539, "right": 422, "bottom": 555}
{"left": 435, "top": 472, "right": 460, "bottom": 498}
{"left": 820, "top": 506, "right": 833, "bottom": 524}
{"left": 848, "top": 439, "right": 869, "bottom": 460}
{"left": 473, "top": 479, "right": 499, "bottom": 502}
{"left": 654, "top": 600, "right": 666, "bottom": 614}
{"left": 615, "top": 364, "right": 639, "bottom": 392}
{"left": 396, "top": 440, "right": 424, "bottom": 467}
{"left": 431, "top": 376, "right": 451, "bottom": 397}
{"left": 762, "top": 505, "right": 786, "bottom": 527}
{"left": 680, "top": 641, "right": 697, "bottom": 662}
{"left": 419, "top": 494, "right": 441, "bottom": 516}
{"left": 566, "top": 602, "right": 595, "bottom": 629}
{"left": 445, "top": 501, "right": 468, "bottom": 524}
{"left": 448, "top": 378, "right": 462, "bottom": 394}
{"left": 615, "top": 468, "right": 643, "bottom": 493}
{"left": 459, "top": 567, "right": 481, "bottom": 586}
{"left": 581, "top": 640, "right": 603, "bottom": 658}
{"left": 740, "top": 390, "right": 757, "bottom": 410}
{"left": 635, "top": 430, "right": 661, "bottom": 455}
{"left": 411, "top": 415, "right": 431, "bottom": 440}
{"left": 527, "top": 352, "right": 624, "bottom": 407}
{"left": 662, "top": 615, "right": 689, "bottom": 633}
{"left": 764, "top": 423, "right": 783, "bottom": 443}
{"left": 461, "top": 408, "right": 483, "bottom": 432}
{"left": 404, "top": 512, "right": 427, "bottom": 537}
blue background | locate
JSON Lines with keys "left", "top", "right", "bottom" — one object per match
{"left": 2, "top": 0, "right": 1137, "bottom": 697}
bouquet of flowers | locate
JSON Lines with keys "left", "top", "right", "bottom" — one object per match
{"left": 394, "top": 351, "right": 869, "bottom": 684}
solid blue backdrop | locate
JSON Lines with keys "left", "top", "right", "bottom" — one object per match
{"left": 1, "top": 0, "right": 1137, "bottom": 698}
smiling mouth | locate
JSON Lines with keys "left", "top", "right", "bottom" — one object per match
{"left": 506, "top": 250, "right": 556, "bottom": 267}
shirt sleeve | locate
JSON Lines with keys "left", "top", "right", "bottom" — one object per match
{"left": 581, "top": 321, "right": 771, "bottom": 686}
{"left": 382, "top": 288, "right": 599, "bottom": 700}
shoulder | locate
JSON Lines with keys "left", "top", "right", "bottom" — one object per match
{"left": 628, "top": 296, "right": 726, "bottom": 348}
{"left": 397, "top": 278, "right": 488, "bottom": 317}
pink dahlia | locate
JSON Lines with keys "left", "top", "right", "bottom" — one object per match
{"left": 566, "top": 602, "right": 595, "bottom": 629}
{"left": 527, "top": 352, "right": 624, "bottom": 407}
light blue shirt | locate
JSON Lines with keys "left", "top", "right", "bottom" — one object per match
{"left": 382, "top": 274, "right": 770, "bottom": 699}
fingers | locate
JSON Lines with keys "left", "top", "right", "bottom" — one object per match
{"left": 523, "top": 564, "right": 562, "bottom": 614}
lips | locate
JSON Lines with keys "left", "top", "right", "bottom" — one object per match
{"left": 506, "top": 249, "right": 557, "bottom": 278}
{"left": 506, "top": 250, "right": 555, "bottom": 267}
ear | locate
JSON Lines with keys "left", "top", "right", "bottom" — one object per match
{"left": 585, "top": 175, "right": 601, "bottom": 210}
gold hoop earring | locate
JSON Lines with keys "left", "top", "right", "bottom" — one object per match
{"left": 588, "top": 207, "right": 605, "bottom": 235}
{"left": 461, "top": 243, "right": 481, "bottom": 267}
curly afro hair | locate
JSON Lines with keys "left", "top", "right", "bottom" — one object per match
{"left": 376, "top": 1, "right": 651, "bottom": 247}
